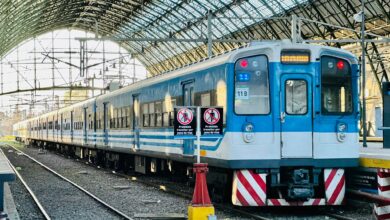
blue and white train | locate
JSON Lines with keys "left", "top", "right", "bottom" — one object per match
{"left": 14, "top": 41, "right": 360, "bottom": 206}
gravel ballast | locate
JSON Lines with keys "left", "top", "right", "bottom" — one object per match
{"left": 3, "top": 142, "right": 376, "bottom": 219}
{"left": 2, "top": 145, "right": 123, "bottom": 220}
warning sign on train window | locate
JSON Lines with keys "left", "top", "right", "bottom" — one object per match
{"left": 174, "top": 107, "right": 196, "bottom": 138}
{"left": 201, "top": 107, "right": 223, "bottom": 136}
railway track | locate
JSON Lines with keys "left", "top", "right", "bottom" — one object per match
{"left": 112, "top": 173, "right": 356, "bottom": 220}
{"left": 2, "top": 143, "right": 133, "bottom": 220}
{"left": 4, "top": 142, "right": 361, "bottom": 220}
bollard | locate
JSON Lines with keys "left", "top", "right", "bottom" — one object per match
{"left": 188, "top": 163, "right": 215, "bottom": 220}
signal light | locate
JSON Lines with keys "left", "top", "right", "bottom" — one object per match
{"left": 240, "top": 59, "right": 248, "bottom": 68}
{"left": 336, "top": 60, "right": 344, "bottom": 70}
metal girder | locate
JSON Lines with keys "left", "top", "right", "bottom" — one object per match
{"left": 1, "top": 0, "right": 390, "bottom": 79}
{"left": 329, "top": 0, "right": 389, "bottom": 87}
{"left": 0, "top": 86, "right": 107, "bottom": 96}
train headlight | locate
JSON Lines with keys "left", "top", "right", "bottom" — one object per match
{"left": 242, "top": 123, "right": 254, "bottom": 143}
{"left": 336, "top": 122, "right": 347, "bottom": 142}
{"left": 244, "top": 123, "right": 254, "bottom": 132}
{"left": 337, "top": 123, "right": 346, "bottom": 132}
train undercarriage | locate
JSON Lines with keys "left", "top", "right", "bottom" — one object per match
{"left": 21, "top": 138, "right": 346, "bottom": 206}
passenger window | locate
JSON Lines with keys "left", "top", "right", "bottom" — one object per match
{"left": 155, "top": 102, "right": 162, "bottom": 127}
{"left": 201, "top": 93, "right": 211, "bottom": 106}
{"left": 126, "top": 107, "right": 131, "bottom": 128}
{"left": 285, "top": 80, "right": 307, "bottom": 115}
{"left": 143, "top": 104, "right": 149, "bottom": 127}
{"left": 234, "top": 55, "right": 270, "bottom": 114}
{"left": 149, "top": 103, "right": 155, "bottom": 127}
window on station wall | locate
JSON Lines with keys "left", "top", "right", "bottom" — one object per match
{"left": 143, "top": 103, "right": 149, "bottom": 127}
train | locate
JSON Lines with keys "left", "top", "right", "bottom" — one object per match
{"left": 13, "top": 40, "right": 360, "bottom": 206}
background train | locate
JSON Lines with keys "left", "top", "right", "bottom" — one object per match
{"left": 14, "top": 40, "right": 360, "bottom": 206}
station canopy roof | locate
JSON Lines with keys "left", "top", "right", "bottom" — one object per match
{"left": 1, "top": 0, "right": 390, "bottom": 77}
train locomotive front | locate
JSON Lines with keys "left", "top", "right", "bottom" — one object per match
{"left": 223, "top": 43, "right": 359, "bottom": 206}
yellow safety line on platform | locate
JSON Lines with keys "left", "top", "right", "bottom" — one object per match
{"left": 360, "top": 157, "right": 390, "bottom": 169}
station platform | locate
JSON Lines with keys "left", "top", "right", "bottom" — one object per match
{"left": 0, "top": 149, "right": 19, "bottom": 220}
{"left": 3, "top": 183, "right": 20, "bottom": 220}
{"left": 360, "top": 142, "right": 390, "bottom": 169}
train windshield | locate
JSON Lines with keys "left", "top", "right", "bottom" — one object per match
{"left": 321, "top": 56, "right": 353, "bottom": 114}
{"left": 234, "top": 55, "right": 270, "bottom": 115}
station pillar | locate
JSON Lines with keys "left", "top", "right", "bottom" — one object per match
{"left": 188, "top": 163, "right": 215, "bottom": 220}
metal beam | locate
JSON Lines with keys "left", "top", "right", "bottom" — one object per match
{"left": 0, "top": 86, "right": 107, "bottom": 96}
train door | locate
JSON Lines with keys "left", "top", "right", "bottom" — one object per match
{"left": 182, "top": 81, "right": 195, "bottom": 155}
{"left": 103, "top": 103, "right": 109, "bottom": 145}
{"left": 132, "top": 95, "right": 140, "bottom": 149}
{"left": 83, "top": 107, "right": 88, "bottom": 145}
{"left": 280, "top": 74, "right": 313, "bottom": 158}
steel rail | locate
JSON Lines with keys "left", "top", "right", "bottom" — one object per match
{"left": 113, "top": 172, "right": 354, "bottom": 220}
{"left": 6, "top": 142, "right": 358, "bottom": 220}
{"left": 114, "top": 173, "right": 271, "bottom": 220}
{"left": 2, "top": 150, "right": 51, "bottom": 220}
{"left": 347, "top": 189, "right": 390, "bottom": 204}
{"left": 4, "top": 144, "right": 134, "bottom": 220}
{"left": 58, "top": 146, "right": 356, "bottom": 220}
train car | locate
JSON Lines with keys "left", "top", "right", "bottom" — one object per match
{"left": 14, "top": 41, "right": 360, "bottom": 206}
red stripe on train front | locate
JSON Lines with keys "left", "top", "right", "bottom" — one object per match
{"left": 236, "top": 171, "right": 265, "bottom": 206}
{"left": 324, "top": 169, "right": 345, "bottom": 205}
{"left": 248, "top": 170, "right": 266, "bottom": 193}
{"left": 231, "top": 170, "right": 267, "bottom": 206}
{"left": 324, "top": 169, "right": 337, "bottom": 190}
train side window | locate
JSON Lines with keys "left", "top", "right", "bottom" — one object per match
{"left": 118, "top": 108, "right": 122, "bottom": 128}
{"left": 155, "top": 102, "right": 162, "bottom": 127}
{"left": 201, "top": 93, "right": 211, "bottom": 106}
{"left": 149, "top": 102, "right": 155, "bottom": 127}
{"left": 170, "top": 99, "right": 176, "bottom": 126}
{"left": 121, "top": 108, "right": 124, "bottom": 128}
{"left": 114, "top": 108, "right": 118, "bottom": 129}
{"left": 115, "top": 108, "right": 119, "bottom": 129}
{"left": 234, "top": 55, "right": 270, "bottom": 115}
{"left": 143, "top": 103, "right": 149, "bottom": 127}
{"left": 126, "top": 107, "right": 131, "bottom": 128}
{"left": 285, "top": 80, "right": 308, "bottom": 115}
